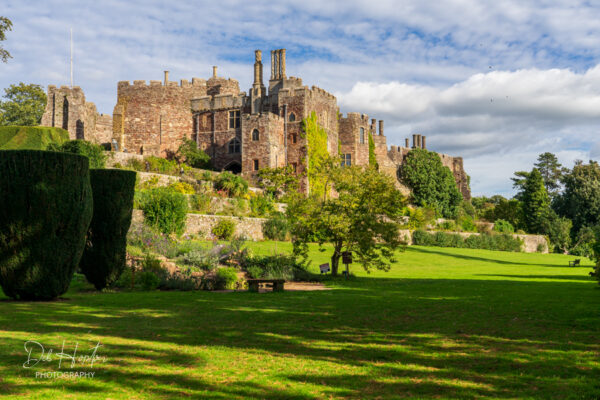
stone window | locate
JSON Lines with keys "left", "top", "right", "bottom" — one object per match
{"left": 291, "top": 133, "right": 297, "bottom": 144}
{"left": 289, "top": 112, "right": 296, "bottom": 122}
{"left": 252, "top": 129, "right": 260, "bottom": 141}
{"left": 291, "top": 162, "right": 297, "bottom": 172}
{"left": 253, "top": 159, "right": 259, "bottom": 171}
{"left": 229, "top": 110, "right": 240, "bottom": 129}
{"left": 341, "top": 153, "right": 351, "bottom": 167}
{"left": 359, "top": 127, "right": 365, "bottom": 144}
{"left": 228, "top": 138, "right": 241, "bottom": 154}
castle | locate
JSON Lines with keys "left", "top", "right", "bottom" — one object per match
{"left": 41, "top": 49, "right": 470, "bottom": 199}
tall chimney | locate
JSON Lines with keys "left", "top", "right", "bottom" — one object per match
{"left": 405, "top": 138, "right": 409, "bottom": 148}
{"left": 379, "top": 120, "right": 384, "bottom": 136}
{"left": 280, "top": 49, "right": 286, "bottom": 79}
{"left": 270, "top": 50, "right": 275, "bottom": 80}
{"left": 253, "top": 50, "right": 263, "bottom": 85}
{"left": 164, "top": 71, "right": 169, "bottom": 85}
{"left": 212, "top": 66, "right": 218, "bottom": 78}
{"left": 422, "top": 135, "right": 426, "bottom": 149}
{"left": 417, "top": 134, "right": 422, "bottom": 148}
{"left": 412, "top": 134, "right": 417, "bottom": 148}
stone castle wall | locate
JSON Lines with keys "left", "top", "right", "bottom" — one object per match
{"left": 41, "top": 85, "right": 112, "bottom": 145}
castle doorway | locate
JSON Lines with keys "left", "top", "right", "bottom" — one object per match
{"left": 223, "top": 161, "right": 242, "bottom": 174}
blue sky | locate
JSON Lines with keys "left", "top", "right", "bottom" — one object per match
{"left": 2, "top": 0, "right": 600, "bottom": 196}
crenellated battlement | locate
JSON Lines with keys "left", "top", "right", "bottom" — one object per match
{"left": 117, "top": 77, "right": 208, "bottom": 89}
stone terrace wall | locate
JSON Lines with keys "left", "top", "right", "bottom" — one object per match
{"left": 132, "top": 210, "right": 265, "bottom": 240}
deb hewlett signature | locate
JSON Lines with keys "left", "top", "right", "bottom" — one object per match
{"left": 23, "top": 340, "right": 107, "bottom": 370}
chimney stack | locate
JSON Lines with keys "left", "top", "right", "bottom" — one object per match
{"left": 253, "top": 50, "right": 263, "bottom": 86}
{"left": 379, "top": 120, "right": 384, "bottom": 136}
{"left": 405, "top": 138, "right": 409, "bottom": 148}
{"left": 417, "top": 134, "right": 422, "bottom": 149}
{"left": 270, "top": 49, "right": 286, "bottom": 80}
{"left": 212, "top": 66, "right": 218, "bottom": 78}
{"left": 164, "top": 71, "right": 169, "bottom": 85}
{"left": 412, "top": 134, "right": 417, "bottom": 148}
{"left": 422, "top": 136, "right": 426, "bottom": 149}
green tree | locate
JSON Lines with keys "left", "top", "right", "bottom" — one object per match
{"left": 0, "top": 17, "right": 12, "bottom": 63}
{"left": 400, "top": 148, "right": 462, "bottom": 218}
{"left": 48, "top": 139, "right": 107, "bottom": 169}
{"left": 521, "top": 168, "right": 551, "bottom": 234}
{"left": 176, "top": 137, "right": 210, "bottom": 169}
{"left": 534, "top": 152, "right": 566, "bottom": 199}
{"left": 511, "top": 170, "right": 530, "bottom": 200}
{"left": 256, "top": 165, "right": 299, "bottom": 199}
{"left": 539, "top": 210, "right": 572, "bottom": 253}
{"left": 555, "top": 160, "right": 600, "bottom": 234}
{"left": 287, "top": 166, "right": 405, "bottom": 276}
{"left": 0, "top": 83, "right": 47, "bottom": 126}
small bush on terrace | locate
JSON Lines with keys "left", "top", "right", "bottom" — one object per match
{"left": 214, "top": 171, "right": 248, "bottom": 197}
{"left": 249, "top": 194, "right": 274, "bottom": 217}
{"left": 127, "top": 222, "right": 179, "bottom": 258}
{"left": 212, "top": 218, "right": 236, "bottom": 240}
{"left": 494, "top": 219, "right": 515, "bottom": 234}
{"left": 139, "top": 187, "right": 188, "bottom": 235}
{"left": 180, "top": 249, "right": 219, "bottom": 271}
{"left": 168, "top": 181, "right": 196, "bottom": 194}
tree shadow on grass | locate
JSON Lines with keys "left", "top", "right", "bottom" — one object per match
{"left": 476, "top": 274, "right": 595, "bottom": 281}
{"left": 0, "top": 277, "right": 600, "bottom": 399}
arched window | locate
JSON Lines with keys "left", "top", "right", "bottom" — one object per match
{"left": 359, "top": 127, "right": 365, "bottom": 144}
{"left": 228, "top": 138, "right": 241, "bottom": 154}
{"left": 289, "top": 112, "right": 296, "bottom": 122}
{"left": 252, "top": 129, "right": 260, "bottom": 141}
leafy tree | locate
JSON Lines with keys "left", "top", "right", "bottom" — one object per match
{"left": 539, "top": 210, "right": 572, "bottom": 253}
{"left": 555, "top": 161, "right": 600, "bottom": 234}
{"left": 256, "top": 165, "right": 299, "bottom": 199}
{"left": 521, "top": 168, "right": 551, "bottom": 234}
{"left": 176, "top": 137, "right": 210, "bottom": 169}
{"left": 400, "top": 148, "right": 462, "bottom": 218}
{"left": 0, "top": 17, "right": 12, "bottom": 63}
{"left": 0, "top": 83, "right": 47, "bottom": 126}
{"left": 483, "top": 198, "right": 524, "bottom": 230}
{"left": 534, "top": 152, "right": 566, "bottom": 198}
{"left": 287, "top": 166, "right": 405, "bottom": 275}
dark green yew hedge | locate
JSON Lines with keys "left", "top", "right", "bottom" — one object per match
{"left": 0, "top": 150, "right": 93, "bottom": 300}
{"left": 80, "top": 169, "right": 136, "bottom": 290}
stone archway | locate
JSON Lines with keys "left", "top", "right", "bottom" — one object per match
{"left": 223, "top": 161, "right": 242, "bottom": 174}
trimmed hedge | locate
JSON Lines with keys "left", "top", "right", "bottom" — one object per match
{"left": 80, "top": 169, "right": 136, "bottom": 290}
{"left": 0, "top": 126, "right": 69, "bottom": 150}
{"left": 0, "top": 150, "right": 93, "bottom": 300}
{"left": 412, "top": 230, "right": 522, "bottom": 252}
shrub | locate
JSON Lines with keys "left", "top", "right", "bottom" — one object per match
{"left": 80, "top": 169, "right": 136, "bottom": 290}
{"left": 212, "top": 218, "right": 236, "bottom": 240}
{"left": 214, "top": 171, "right": 248, "bottom": 197}
{"left": 0, "top": 126, "right": 69, "bottom": 150}
{"left": 408, "top": 207, "right": 436, "bottom": 230}
{"left": 243, "top": 254, "right": 313, "bottom": 281}
{"left": 190, "top": 193, "right": 212, "bottom": 214}
{"left": 249, "top": 194, "right": 274, "bottom": 217}
{"left": 0, "top": 150, "right": 93, "bottom": 300}
{"left": 48, "top": 139, "right": 107, "bottom": 169}
{"left": 139, "top": 270, "right": 160, "bottom": 290}
{"left": 127, "top": 223, "right": 179, "bottom": 259}
{"left": 458, "top": 214, "right": 477, "bottom": 232}
{"left": 437, "top": 220, "right": 457, "bottom": 231}
{"left": 168, "top": 181, "right": 195, "bottom": 194}
{"left": 139, "top": 187, "right": 188, "bottom": 235}
{"left": 126, "top": 158, "right": 145, "bottom": 171}
{"left": 176, "top": 138, "right": 210, "bottom": 169}
{"left": 493, "top": 219, "right": 515, "bottom": 233}
{"left": 262, "top": 213, "right": 289, "bottom": 241}
{"left": 214, "top": 267, "right": 238, "bottom": 290}
{"left": 180, "top": 249, "right": 219, "bottom": 271}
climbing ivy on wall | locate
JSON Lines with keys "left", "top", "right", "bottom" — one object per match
{"left": 368, "top": 132, "right": 379, "bottom": 169}
{"left": 302, "top": 111, "right": 331, "bottom": 198}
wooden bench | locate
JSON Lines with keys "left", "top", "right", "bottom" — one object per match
{"left": 247, "top": 279, "right": 285, "bottom": 292}
{"left": 569, "top": 259, "right": 581, "bottom": 267}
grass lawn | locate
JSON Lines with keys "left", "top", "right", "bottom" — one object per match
{"left": 0, "top": 244, "right": 599, "bottom": 399}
